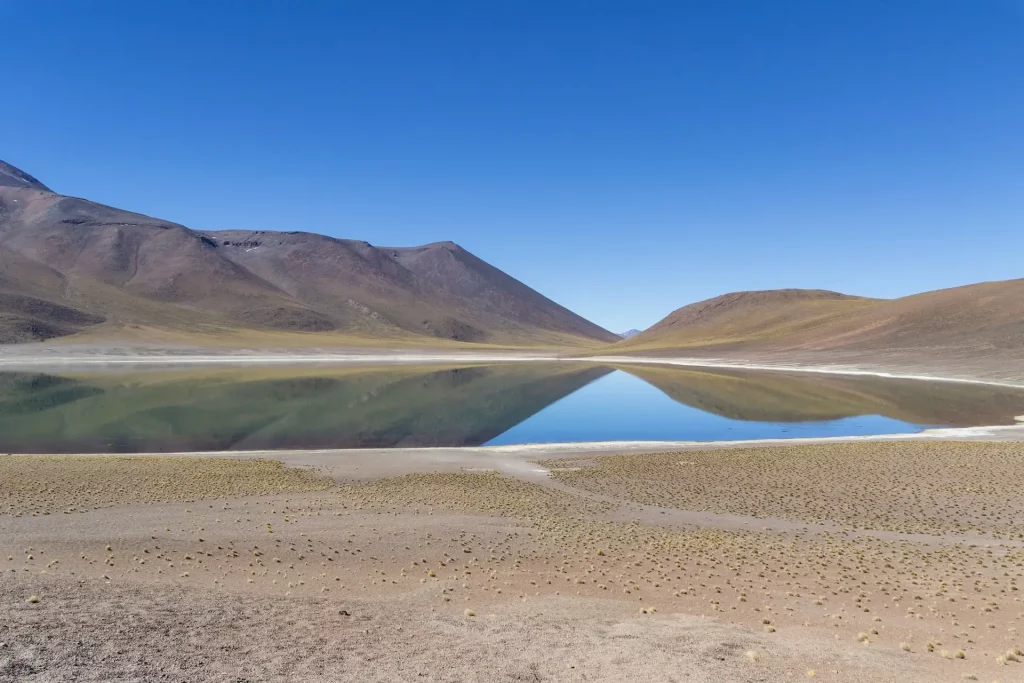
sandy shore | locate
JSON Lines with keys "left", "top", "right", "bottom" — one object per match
{"left": 0, "top": 350, "right": 559, "bottom": 367}
{"left": 5, "top": 438, "right": 1024, "bottom": 682}
{"left": 2, "top": 343, "right": 1022, "bottom": 389}
{"left": 591, "top": 347, "right": 1024, "bottom": 386}
{"left": 577, "top": 354, "right": 1024, "bottom": 389}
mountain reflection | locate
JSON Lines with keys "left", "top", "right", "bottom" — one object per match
{"left": 0, "top": 364, "right": 610, "bottom": 453}
{"left": 617, "top": 364, "right": 1024, "bottom": 426}
{"left": 0, "top": 362, "right": 1020, "bottom": 453}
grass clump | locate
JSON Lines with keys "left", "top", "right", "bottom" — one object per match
{"left": 0, "top": 456, "right": 333, "bottom": 515}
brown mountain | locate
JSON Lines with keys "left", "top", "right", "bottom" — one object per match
{"left": 618, "top": 283, "right": 1024, "bottom": 355}
{"left": 618, "top": 289, "right": 878, "bottom": 351}
{"left": 0, "top": 160, "right": 617, "bottom": 346}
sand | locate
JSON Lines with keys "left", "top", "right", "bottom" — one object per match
{"left": 4, "top": 440, "right": 1024, "bottom": 681}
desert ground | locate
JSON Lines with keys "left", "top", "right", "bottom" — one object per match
{"left": 4, "top": 435, "right": 1024, "bottom": 682}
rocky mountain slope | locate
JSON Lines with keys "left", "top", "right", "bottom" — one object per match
{"left": 0, "top": 160, "right": 616, "bottom": 346}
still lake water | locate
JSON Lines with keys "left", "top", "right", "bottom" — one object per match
{"left": 0, "top": 362, "right": 1021, "bottom": 453}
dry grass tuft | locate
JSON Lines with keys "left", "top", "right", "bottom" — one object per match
{"left": 0, "top": 456, "right": 332, "bottom": 515}
{"left": 545, "top": 442, "right": 1024, "bottom": 537}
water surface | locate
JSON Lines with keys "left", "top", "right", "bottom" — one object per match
{"left": 0, "top": 362, "right": 1021, "bottom": 453}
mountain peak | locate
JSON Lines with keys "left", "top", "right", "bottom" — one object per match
{"left": 0, "top": 160, "right": 52, "bottom": 192}
{"left": 392, "top": 240, "right": 464, "bottom": 253}
{"left": 0, "top": 165, "right": 616, "bottom": 346}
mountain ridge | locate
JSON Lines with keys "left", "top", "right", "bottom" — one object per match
{"left": 0, "top": 160, "right": 617, "bottom": 346}
{"left": 0, "top": 160, "right": 51, "bottom": 192}
{"left": 615, "top": 281, "right": 1024, "bottom": 357}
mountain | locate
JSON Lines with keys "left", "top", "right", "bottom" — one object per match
{"left": 0, "top": 162, "right": 51, "bottom": 191}
{"left": 616, "top": 289, "right": 878, "bottom": 351}
{"left": 614, "top": 282, "right": 1024, "bottom": 367}
{"left": 0, "top": 160, "right": 617, "bottom": 346}
{"left": 618, "top": 329, "right": 642, "bottom": 339}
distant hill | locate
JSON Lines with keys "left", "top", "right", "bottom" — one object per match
{"left": 618, "top": 329, "right": 643, "bottom": 339}
{"left": 614, "top": 283, "right": 1024, "bottom": 357}
{"left": 615, "top": 289, "right": 877, "bottom": 351}
{"left": 0, "top": 160, "right": 617, "bottom": 346}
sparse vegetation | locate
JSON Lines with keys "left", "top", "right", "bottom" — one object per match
{"left": 545, "top": 442, "right": 1024, "bottom": 537}
{"left": 0, "top": 456, "right": 332, "bottom": 515}
{"left": 4, "top": 441, "right": 1023, "bottom": 680}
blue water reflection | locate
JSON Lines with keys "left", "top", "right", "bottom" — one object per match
{"left": 487, "top": 370, "right": 925, "bottom": 445}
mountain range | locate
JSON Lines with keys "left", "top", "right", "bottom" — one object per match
{"left": 2, "top": 159, "right": 1021, "bottom": 375}
{"left": 0, "top": 160, "right": 617, "bottom": 346}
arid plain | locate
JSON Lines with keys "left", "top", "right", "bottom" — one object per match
{"left": 5, "top": 436, "right": 1024, "bottom": 682}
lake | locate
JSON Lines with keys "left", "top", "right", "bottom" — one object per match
{"left": 0, "top": 362, "right": 1021, "bottom": 453}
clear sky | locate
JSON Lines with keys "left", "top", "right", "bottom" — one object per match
{"left": 2, "top": 1, "right": 1022, "bottom": 332}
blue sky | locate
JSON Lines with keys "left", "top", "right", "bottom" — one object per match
{"left": 2, "top": 1, "right": 1022, "bottom": 332}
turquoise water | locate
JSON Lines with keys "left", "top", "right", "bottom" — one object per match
{"left": 0, "top": 362, "right": 1020, "bottom": 452}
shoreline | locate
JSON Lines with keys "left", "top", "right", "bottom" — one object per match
{"left": 0, "top": 351, "right": 561, "bottom": 366}
{"left": 570, "top": 354, "right": 1024, "bottom": 389}
{"left": 8, "top": 421, "right": 1023, "bottom": 462}
{"left": 0, "top": 348, "right": 1022, "bottom": 389}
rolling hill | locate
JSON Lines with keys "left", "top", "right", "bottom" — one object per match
{"left": 615, "top": 282, "right": 1024, "bottom": 358}
{"left": 0, "top": 160, "right": 617, "bottom": 346}
{"left": 617, "top": 289, "right": 878, "bottom": 351}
